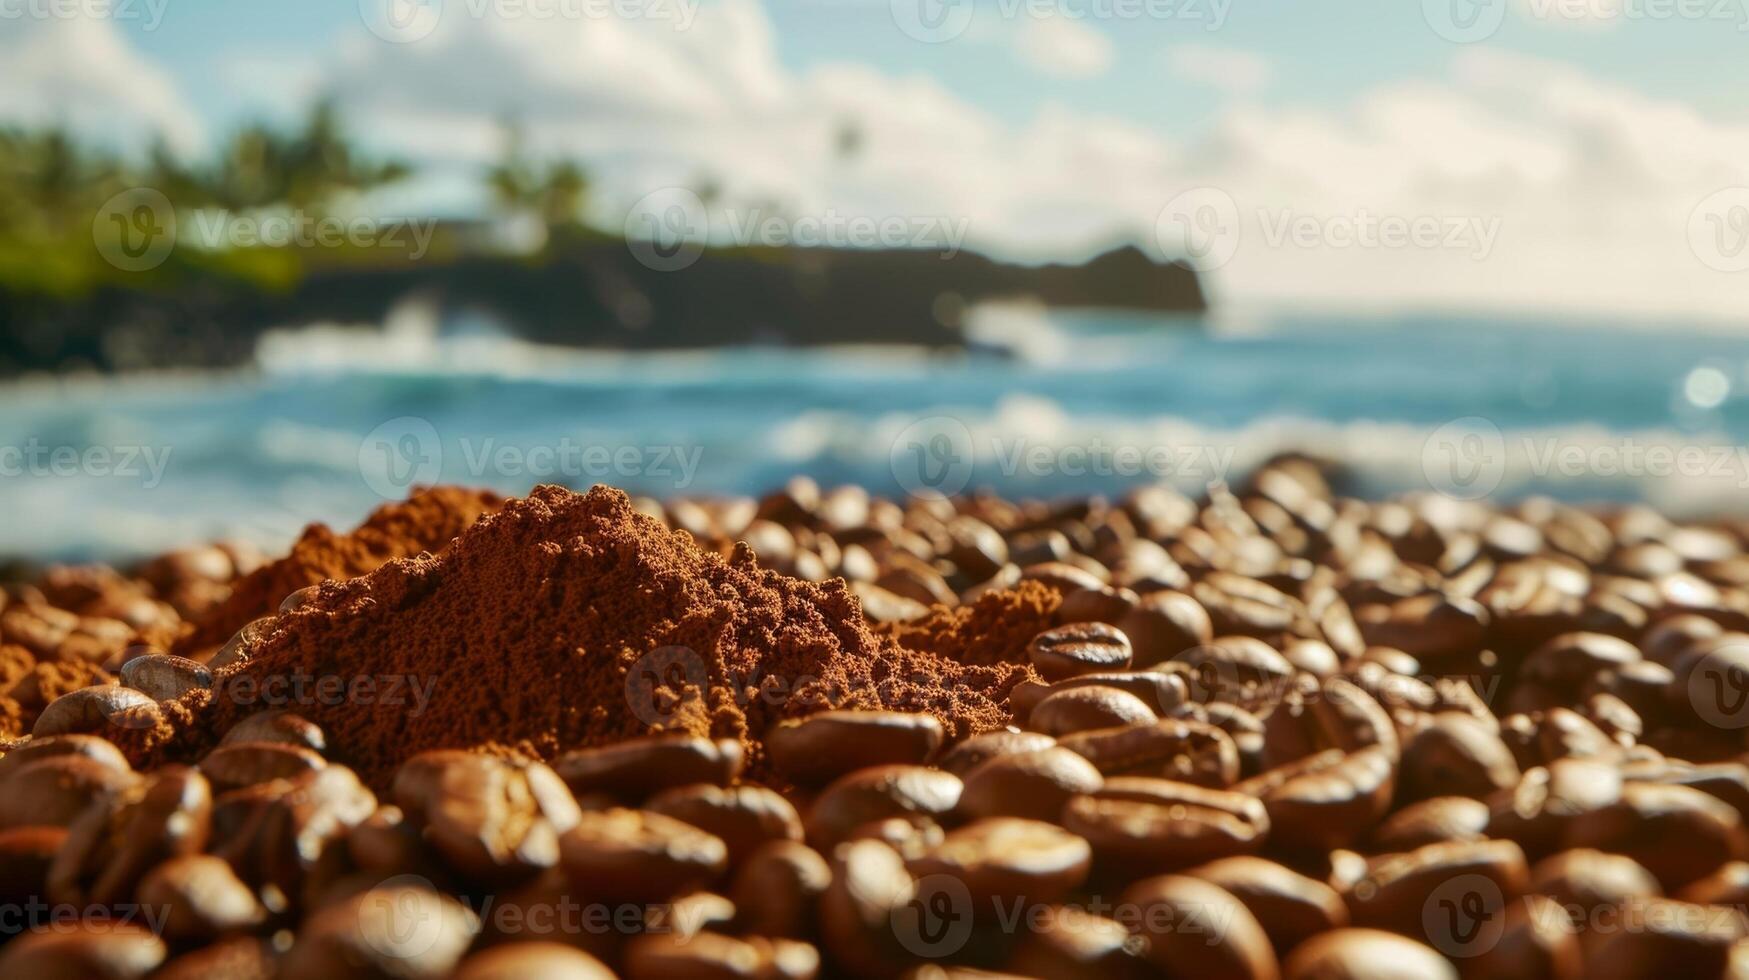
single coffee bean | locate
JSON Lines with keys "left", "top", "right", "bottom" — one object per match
{"left": 1521, "top": 631, "right": 1641, "bottom": 691}
{"left": 452, "top": 941, "right": 617, "bottom": 980}
{"left": 553, "top": 735, "right": 744, "bottom": 802}
{"left": 1057, "top": 717, "right": 1239, "bottom": 787}
{"left": 1399, "top": 712, "right": 1520, "bottom": 802}
{"left": 1056, "top": 584, "right": 1140, "bottom": 626}
{"left": 642, "top": 890, "right": 737, "bottom": 939}
{"left": 1011, "top": 670, "right": 1188, "bottom": 720}
{"left": 1028, "top": 622, "right": 1134, "bottom": 681}
{"left": 1528, "top": 848, "right": 1661, "bottom": 929}
{"left": 1467, "top": 894, "right": 1582, "bottom": 980}
{"left": 819, "top": 839, "right": 916, "bottom": 980}
{"left": 393, "top": 750, "right": 583, "bottom": 882}
{"left": 623, "top": 931, "right": 819, "bottom": 980}
{"left": 0, "top": 754, "right": 139, "bottom": 829}
{"left": 150, "top": 939, "right": 278, "bottom": 980}
{"left": 280, "top": 585, "right": 321, "bottom": 613}
{"left": 1064, "top": 778, "right": 1271, "bottom": 873}
{"left": 1565, "top": 781, "right": 1745, "bottom": 891}
{"left": 1004, "top": 904, "right": 1136, "bottom": 980}
{"left": 1119, "top": 874, "right": 1279, "bottom": 979}
{"left": 647, "top": 783, "right": 804, "bottom": 866}
{"left": 1236, "top": 746, "right": 1395, "bottom": 850}
{"left": 1487, "top": 757, "right": 1622, "bottom": 858}
{"left": 936, "top": 730, "right": 1056, "bottom": 777}
{"left": 1027, "top": 686, "right": 1156, "bottom": 736}
{"left": 209, "top": 764, "right": 378, "bottom": 900}
{"left": 558, "top": 807, "right": 728, "bottom": 902}
{"left": 119, "top": 653, "right": 212, "bottom": 701}
{"left": 281, "top": 882, "right": 478, "bottom": 980}
{"left": 844, "top": 817, "right": 945, "bottom": 861}
{"left": 1175, "top": 636, "right": 1294, "bottom": 705}
{"left": 766, "top": 710, "right": 945, "bottom": 785}
{"left": 32, "top": 685, "right": 162, "bottom": 737}
{"left": 0, "top": 733, "right": 129, "bottom": 781}
{"left": 1369, "top": 796, "right": 1490, "bottom": 852}
{"left": 1283, "top": 928, "right": 1457, "bottom": 980}
{"left": 208, "top": 616, "right": 274, "bottom": 671}
{"left": 0, "top": 922, "right": 167, "bottom": 979}
{"left": 805, "top": 765, "right": 962, "bottom": 849}
{"left": 957, "top": 748, "right": 1102, "bottom": 823}
{"left": 1184, "top": 855, "right": 1349, "bottom": 954}
{"left": 1348, "top": 839, "right": 1529, "bottom": 943}
{"left": 200, "top": 740, "right": 326, "bottom": 791}
{"left": 730, "top": 839, "right": 832, "bottom": 939}
{"left": 909, "top": 817, "right": 1091, "bottom": 906}
{"left": 1260, "top": 676, "right": 1399, "bottom": 772}
{"left": 137, "top": 854, "right": 266, "bottom": 940}
{"left": 47, "top": 764, "right": 212, "bottom": 906}
{"left": 1579, "top": 896, "right": 1746, "bottom": 980}
{"left": 1678, "top": 860, "right": 1749, "bottom": 907}
{"left": 221, "top": 710, "right": 327, "bottom": 752}
{"left": 1117, "top": 590, "right": 1213, "bottom": 668}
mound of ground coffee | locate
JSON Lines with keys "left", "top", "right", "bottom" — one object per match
{"left": 881, "top": 582, "right": 1060, "bottom": 666}
{"left": 174, "top": 486, "right": 504, "bottom": 655}
{"left": 130, "top": 485, "right": 1034, "bottom": 789}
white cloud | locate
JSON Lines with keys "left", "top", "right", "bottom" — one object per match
{"left": 0, "top": 15, "right": 201, "bottom": 154}
{"left": 1166, "top": 43, "right": 1272, "bottom": 96}
{"left": 1011, "top": 17, "right": 1115, "bottom": 79}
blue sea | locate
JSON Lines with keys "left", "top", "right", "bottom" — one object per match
{"left": 3, "top": 306, "right": 1747, "bottom": 562}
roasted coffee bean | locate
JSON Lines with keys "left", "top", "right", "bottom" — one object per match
{"left": 1521, "top": 632, "right": 1641, "bottom": 692}
{"left": 958, "top": 748, "right": 1101, "bottom": 823}
{"left": 1058, "top": 717, "right": 1239, "bottom": 787}
{"left": 1236, "top": 746, "right": 1394, "bottom": 850}
{"left": 282, "top": 882, "right": 478, "bottom": 980}
{"left": 137, "top": 854, "right": 266, "bottom": 940}
{"left": 1028, "top": 622, "right": 1134, "bottom": 681}
{"left": 844, "top": 816, "right": 946, "bottom": 860}
{"left": 221, "top": 710, "right": 327, "bottom": 752}
{"left": 1679, "top": 860, "right": 1749, "bottom": 907}
{"left": 554, "top": 735, "right": 744, "bottom": 801}
{"left": 1183, "top": 855, "right": 1348, "bottom": 957}
{"left": 0, "top": 733, "right": 129, "bottom": 780}
{"left": 1348, "top": 839, "right": 1528, "bottom": 943}
{"left": 624, "top": 931, "right": 820, "bottom": 980}
{"left": 1056, "top": 584, "right": 1141, "bottom": 626}
{"left": 0, "top": 825, "right": 65, "bottom": 915}
{"left": 1369, "top": 796, "right": 1490, "bottom": 852}
{"left": 1064, "top": 778, "right": 1270, "bottom": 872}
{"left": 648, "top": 783, "right": 804, "bottom": 865}
{"left": 1120, "top": 874, "right": 1279, "bottom": 979}
{"left": 1193, "top": 573, "right": 1301, "bottom": 639}
{"left": 1027, "top": 685, "right": 1156, "bottom": 736}
{"left": 1398, "top": 712, "right": 1521, "bottom": 802}
{"left": 731, "top": 839, "right": 832, "bottom": 938}
{"left": 1175, "top": 636, "right": 1296, "bottom": 704}
{"left": 1260, "top": 676, "right": 1398, "bottom": 771}
{"left": 119, "top": 652, "right": 212, "bottom": 701}
{"left": 1118, "top": 590, "right": 1214, "bottom": 668}
{"left": 32, "top": 685, "right": 161, "bottom": 737}
{"left": 766, "top": 711, "right": 945, "bottom": 785}
{"left": 200, "top": 741, "right": 326, "bottom": 791}
{"left": 1282, "top": 639, "right": 1341, "bottom": 677}
{"left": 1565, "top": 781, "right": 1746, "bottom": 891}
{"left": 0, "top": 922, "right": 168, "bottom": 979}
{"left": 1580, "top": 896, "right": 1746, "bottom": 980}
{"left": 1469, "top": 893, "right": 1583, "bottom": 980}
{"left": 642, "top": 890, "right": 737, "bottom": 939}
{"left": 819, "top": 839, "right": 916, "bottom": 980}
{"left": 452, "top": 941, "right": 617, "bottom": 980}
{"left": 804, "top": 765, "right": 962, "bottom": 849}
{"left": 49, "top": 764, "right": 212, "bottom": 906}
{"left": 558, "top": 807, "right": 727, "bottom": 902}
{"left": 1355, "top": 593, "right": 1489, "bottom": 663}
{"left": 149, "top": 937, "right": 277, "bottom": 980}
{"left": 209, "top": 617, "right": 274, "bottom": 671}
{"left": 1283, "top": 928, "right": 1457, "bottom": 980}
{"left": 909, "top": 817, "right": 1090, "bottom": 906}
{"left": 393, "top": 751, "right": 583, "bottom": 881}
{"left": 1011, "top": 670, "right": 1188, "bottom": 719}
{"left": 0, "top": 754, "right": 139, "bottom": 829}
{"left": 1528, "top": 848, "right": 1661, "bottom": 929}
{"left": 936, "top": 730, "right": 1056, "bottom": 777}
{"left": 1004, "top": 904, "right": 1135, "bottom": 980}
{"left": 210, "top": 764, "right": 378, "bottom": 900}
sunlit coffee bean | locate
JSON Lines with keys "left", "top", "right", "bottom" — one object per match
{"left": 1004, "top": 904, "right": 1136, "bottom": 980}
{"left": 553, "top": 734, "right": 744, "bottom": 802}
{"left": 1184, "top": 855, "right": 1349, "bottom": 954}
{"left": 220, "top": 710, "right": 327, "bottom": 753}
{"left": 936, "top": 731, "right": 1056, "bottom": 778}
{"left": 200, "top": 740, "right": 326, "bottom": 791}
{"left": 730, "top": 839, "right": 832, "bottom": 939}
{"left": 1063, "top": 778, "right": 1270, "bottom": 873}
{"left": 0, "top": 922, "right": 167, "bottom": 979}
{"left": 957, "top": 748, "right": 1101, "bottom": 823}
{"left": 393, "top": 750, "right": 583, "bottom": 882}
{"left": 908, "top": 817, "right": 1091, "bottom": 906}
{"left": 766, "top": 711, "right": 945, "bottom": 785}
{"left": 1398, "top": 712, "right": 1520, "bottom": 802}
{"left": 804, "top": 765, "right": 962, "bottom": 850}
{"left": 0, "top": 733, "right": 130, "bottom": 781}
{"left": 1119, "top": 874, "right": 1279, "bottom": 979}
{"left": 647, "top": 783, "right": 804, "bottom": 866}
{"left": 1057, "top": 717, "right": 1239, "bottom": 787}
{"left": 819, "top": 839, "right": 916, "bottom": 980}
{"left": 1369, "top": 797, "right": 1490, "bottom": 852}
{"left": 0, "top": 754, "right": 139, "bottom": 829}
{"left": 452, "top": 941, "right": 617, "bottom": 980}
{"left": 1347, "top": 839, "right": 1529, "bottom": 943}
{"left": 1565, "top": 781, "right": 1746, "bottom": 891}
{"left": 1117, "top": 590, "right": 1214, "bottom": 668}
{"left": 48, "top": 764, "right": 212, "bottom": 906}
{"left": 137, "top": 854, "right": 266, "bottom": 940}
{"left": 1236, "top": 746, "right": 1394, "bottom": 850}
{"left": 1028, "top": 623, "right": 1134, "bottom": 681}
{"left": 281, "top": 882, "right": 478, "bottom": 980}
{"left": 1027, "top": 686, "right": 1156, "bottom": 736}
{"left": 119, "top": 653, "right": 212, "bottom": 702}
{"left": 1283, "top": 928, "right": 1457, "bottom": 980}
{"left": 558, "top": 807, "right": 727, "bottom": 903}
{"left": 32, "top": 685, "right": 161, "bottom": 737}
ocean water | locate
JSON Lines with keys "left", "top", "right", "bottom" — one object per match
{"left": 2, "top": 306, "right": 1747, "bottom": 562}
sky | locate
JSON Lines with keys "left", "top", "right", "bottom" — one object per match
{"left": 4, "top": 0, "right": 1749, "bottom": 320}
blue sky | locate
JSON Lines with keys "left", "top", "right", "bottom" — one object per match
{"left": 8, "top": 0, "right": 1749, "bottom": 318}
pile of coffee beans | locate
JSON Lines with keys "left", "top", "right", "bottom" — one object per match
{"left": 7, "top": 458, "right": 1749, "bottom": 977}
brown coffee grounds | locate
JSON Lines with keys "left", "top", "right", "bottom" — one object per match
{"left": 0, "top": 643, "right": 113, "bottom": 738}
{"left": 174, "top": 486, "right": 504, "bottom": 655}
{"left": 881, "top": 581, "right": 1061, "bottom": 667}
{"left": 126, "top": 485, "right": 1035, "bottom": 789}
